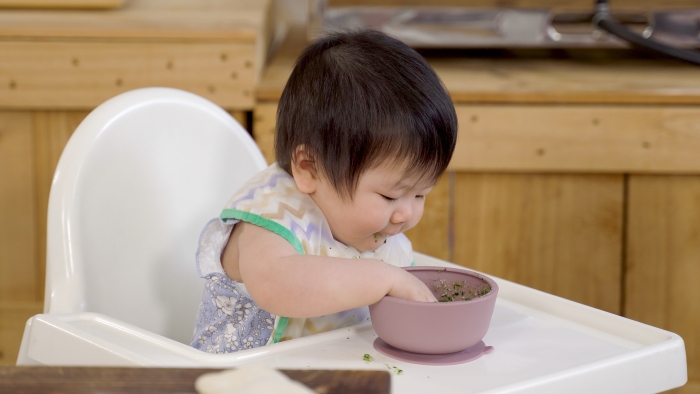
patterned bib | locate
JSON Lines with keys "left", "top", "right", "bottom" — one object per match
{"left": 191, "top": 164, "right": 413, "bottom": 353}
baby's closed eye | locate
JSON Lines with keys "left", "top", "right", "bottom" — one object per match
{"left": 380, "top": 194, "right": 397, "bottom": 202}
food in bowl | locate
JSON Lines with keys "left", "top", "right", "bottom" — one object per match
{"left": 369, "top": 266, "right": 498, "bottom": 355}
{"left": 431, "top": 277, "right": 492, "bottom": 302}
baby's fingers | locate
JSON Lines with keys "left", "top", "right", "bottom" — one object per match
{"left": 387, "top": 266, "right": 438, "bottom": 302}
{"left": 420, "top": 285, "right": 438, "bottom": 303}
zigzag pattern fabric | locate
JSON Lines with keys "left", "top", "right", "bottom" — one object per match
{"left": 191, "top": 164, "right": 413, "bottom": 353}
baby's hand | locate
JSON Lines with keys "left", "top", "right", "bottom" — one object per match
{"left": 387, "top": 267, "right": 438, "bottom": 303}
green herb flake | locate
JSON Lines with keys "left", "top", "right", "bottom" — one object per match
{"left": 431, "top": 278, "right": 492, "bottom": 302}
{"left": 363, "top": 354, "right": 373, "bottom": 363}
{"left": 385, "top": 364, "right": 404, "bottom": 375}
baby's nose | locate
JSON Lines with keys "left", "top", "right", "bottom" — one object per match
{"left": 390, "top": 202, "right": 412, "bottom": 224}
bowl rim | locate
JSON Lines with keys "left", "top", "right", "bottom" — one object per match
{"left": 372, "top": 266, "right": 499, "bottom": 307}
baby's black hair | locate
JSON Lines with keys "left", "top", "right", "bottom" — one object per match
{"left": 275, "top": 29, "right": 457, "bottom": 199}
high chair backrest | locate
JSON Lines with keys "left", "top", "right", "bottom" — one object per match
{"left": 45, "top": 88, "right": 267, "bottom": 344}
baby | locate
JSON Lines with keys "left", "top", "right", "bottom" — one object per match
{"left": 191, "top": 30, "right": 457, "bottom": 353}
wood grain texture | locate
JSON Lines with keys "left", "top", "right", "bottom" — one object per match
{"left": 432, "top": 56, "right": 700, "bottom": 105}
{"left": 252, "top": 102, "right": 277, "bottom": 165}
{"left": 0, "top": 112, "right": 37, "bottom": 303}
{"left": 0, "top": 302, "right": 43, "bottom": 366}
{"left": 0, "top": 366, "right": 391, "bottom": 393}
{"left": 327, "top": 0, "right": 700, "bottom": 12}
{"left": 404, "top": 174, "right": 451, "bottom": 261}
{"left": 256, "top": 28, "right": 700, "bottom": 105}
{"left": 669, "top": 381, "right": 700, "bottom": 394}
{"left": 626, "top": 175, "right": 700, "bottom": 384}
{"left": 32, "top": 111, "right": 88, "bottom": 302}
{"left": 0, "top": 0, "right": 268, "bottom": 41}
{"left": 0, "top": 41, "right": 256, "bottom": 110}
{"left": 0, "top": 0, "right": 123, "bottom": 8}
{"left": 256, "top": 25, "right": 307, "bottom": 101}
{"left": 450, "top": 105, "right": 700, "bottom": 173}
{"left": 453, "top": 173, "right": 624, "bottom": 313}
{"left": 228, "top": 110, "right": 248, "bottom": 132}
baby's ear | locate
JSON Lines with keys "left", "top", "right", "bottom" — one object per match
{"left": 291, "top": 145, "right": 318, "bottom": 194}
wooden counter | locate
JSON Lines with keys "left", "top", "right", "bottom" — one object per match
{"left": 0, "top": 0, "right": 273, "bottom": 366}
{"left": 0, "top": 0, "right": 273, "bottom": 110}
{"left": 253, "top": 30, "right": 700, "bottom": 393}
{"left": 0, "top": 366, "right": 390, "bottom": 393}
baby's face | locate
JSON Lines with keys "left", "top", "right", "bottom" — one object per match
{"left": 311, "top": 161, "right": 434, "bottom": 252}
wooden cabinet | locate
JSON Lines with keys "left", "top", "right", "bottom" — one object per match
{"left": 254, "top": 29, "right": 700, "bottom": 392}
{"left": 626, "top": 176, "right": 700, "bottom": 393}
{"left": 452, "top": 173, "right": 624, "bottom": 314}
{"left": 0, "top": 0, "right": 272, "bottom": 365}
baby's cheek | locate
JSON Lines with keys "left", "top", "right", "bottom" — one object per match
{"left": 407, "top": 205, "right": 425, "bottom": 228}
{"left": 359, "top": 216, "right": 383, "bottom": 232}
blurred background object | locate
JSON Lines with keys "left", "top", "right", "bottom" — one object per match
{"left": 310, "top": 0, "right": 700, "bottom": 51}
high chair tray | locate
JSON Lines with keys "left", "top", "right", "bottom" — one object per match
{"left": 18, "top": 253, "right": 687, "bottom": 393}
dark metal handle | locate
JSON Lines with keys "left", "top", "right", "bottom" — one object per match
{"left": 593, "top": 0, "right": 700, "bottom": 65}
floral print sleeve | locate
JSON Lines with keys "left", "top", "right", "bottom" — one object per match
{"left": 189, "top": 216, "right": 278, "bottom": 353}
{"left": 191, "top": 273, "right": 276, "bottom": 353}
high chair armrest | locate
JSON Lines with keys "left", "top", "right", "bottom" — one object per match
{"left": 17, "top": 312, "right": 375, "bottom": 368}
{"left": 18, "top": 313, "right": 204, "bottom": 366}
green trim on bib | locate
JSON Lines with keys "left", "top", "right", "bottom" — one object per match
{"left": 272, "top": 316, "right": 290, "bottom": 343}
{"left": 220, "top": 209, "right": 305, "bottom": 254}
{"left": 219, "top": 208, "right": 302, "bottom": 343}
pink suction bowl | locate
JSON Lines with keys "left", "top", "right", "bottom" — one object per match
{"left": 369, "top": 266, "right": 498, "bottom": 355}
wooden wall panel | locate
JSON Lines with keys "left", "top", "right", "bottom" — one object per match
{"left": 252, "top": 103, "right": 277, "bottom": 165}
{"left": 626, "top": 175, "right": 700, "bottom": 388}
{"left": 0, "top": 112, "right": 37, "bottom": 302}
{"left": 0, "top": 0, "right": 268, "bottom": 41}
{"left": 672, "top": 381, "right": 700, "bottom": 394}
{"left": 258, "top": 32, "right": 700, "bottom": 106}
{"left": 228, "top": 111, "right": 248, "bottom": 133}
{"left": 0, "top": 0, "right": 123, "bottom": 9}
{"left": 433, "top": 60, "right": 700, "bottom": 106}
{"left": 0, "top": 302, "right": 42, "bottom": 366}
{"left": 32, "top": 111, "right": 88, "bottom": 302}
{"left": 453, "top": 173, "right": 624, "bottom": 313}
{"left": 0, "top": 41, "right": 256, "bottom": 110}
{"left": 404, "top": 174, "right": 451, "bottom": 261}
{"left": 451, "top": 106, "right": 700, "bottom": 173}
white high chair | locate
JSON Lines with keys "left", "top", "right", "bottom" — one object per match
{"left": 18, "top": 87, "right": 267, "bottom": 365}
{"left": 18, "top": 88, "right": 687, "bottom": 393}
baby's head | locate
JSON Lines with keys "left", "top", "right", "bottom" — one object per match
{"left": 275, "top": 30, "right": 457, "bottom": 251}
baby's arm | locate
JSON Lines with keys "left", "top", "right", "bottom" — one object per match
{"left": 231, "top": 222, "right": 436, "bottom": 318}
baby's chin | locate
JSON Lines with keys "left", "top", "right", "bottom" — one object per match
{"left": 334, "top": 233, "right": 388, "bottom": 253}
{"left": 354, "top": 233, "right": 388, "bottom": 253}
